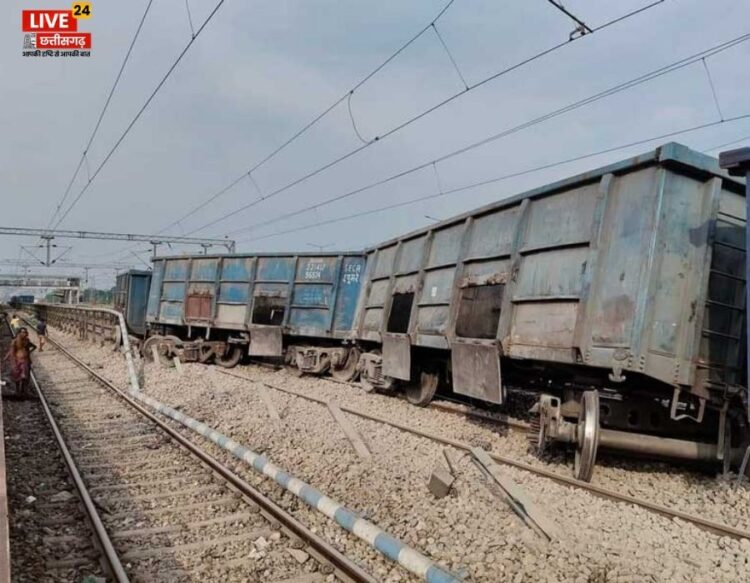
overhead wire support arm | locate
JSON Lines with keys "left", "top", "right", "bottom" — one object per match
{"left": 0, "top": 226, "right": 235, "bottom": 252}
{"left": 0, "top": 259, "right": 132, "bottom": 269}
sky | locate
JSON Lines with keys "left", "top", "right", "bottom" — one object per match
{"left": 1, "top": 0, "right": 749, "bottom": 292}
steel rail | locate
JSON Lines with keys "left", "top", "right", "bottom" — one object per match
{"left": 248, "top": 359, "right": 532, "bottom": 430}
{"left": 2, "top": 319, "right": 130, "bottom": 582}
{"left": 217, "top": 368, "right": 750, "bottom": 542}
{"left": 0, "top": 323, "right": 12, "bottom": 583}
{"left": 329, "top": 375, "right": 532, "bottom": 431}
{"left": 41, "top": 333, "right": 376, "bottom": 583}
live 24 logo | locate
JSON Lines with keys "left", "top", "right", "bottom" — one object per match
{"left": 22, "top": 2, "right": 93, "bottom": 58}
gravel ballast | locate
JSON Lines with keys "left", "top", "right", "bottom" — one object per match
{"left": 40, "top": 326, "right": 750, "bottom": 582}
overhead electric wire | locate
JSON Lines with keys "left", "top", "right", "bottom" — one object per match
{"left": 46, "top": 0, "right": 156, "bottom": 231}
{"left": 151, "top": 0, "right": 459, "bottom": 235}
{"left": 180, "top": 0, "right": 667, "bottom": 237}
{"left": 221, "top": 31, "right": 750, "bottom": 239}
{"left": 236, "top": 113, "right": 750, "bottom": 246}
{"left": 545, "top": 0, "right": 592, "bottom": 34}
{"left": 50, "top": 0, "right": 227, "bottom": 231}
{"left": 702, "top": 130, "right": 750, "bottom": 153}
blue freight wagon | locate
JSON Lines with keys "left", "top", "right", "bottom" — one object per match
{"left": 114, "top": 270, "right": 152, "bottom": 336}
{"left": 348, "top": 142, "right": 747, "bottom": 480}
{"left": 145, "top": 252, "right": 366, "bottom": 374}
{"left": 9, "top": 295, "right": 34, "bottom": 306}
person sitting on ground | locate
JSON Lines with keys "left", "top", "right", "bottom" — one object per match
{"left": 3, "top": 327, "right": 36, "bottom": 398}
{"left": 36, "top": 318, "right": 47, "bottom": 352}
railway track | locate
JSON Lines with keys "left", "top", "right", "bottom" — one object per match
{"left": 250, "top": 358, "right": 531, "bottom": 431}
{"left": 12, "top": 318, "right": 375, "bottom": 583}
{"left": 218, "top": 367, "right": 750, "bottom": 542}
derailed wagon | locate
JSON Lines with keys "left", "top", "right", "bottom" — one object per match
{"left": 114, "top": 270, "right": 152, "bottom": 337}
{"left": 144, "top": 252, "right": 366, "bottom": 374}
{"left": 352, "top": 142, "right": 748, "bottom": 480}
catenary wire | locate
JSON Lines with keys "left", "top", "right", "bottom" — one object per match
{"left": 84, "top": 0, "right": 460, "bottom": 262}
{"left": 46, "top": 0, "right": 156, "bottom": 231}
{"left": 51, "top": 0, "right": 227, "bottom": 231}
{"left": 180, "top": 1, "right": 668, "bottom": 237}
{"left": 545, "top": 0, "right": 592, "bottom": 34}
{"left": 96, "top": 0, "right": 668, "bottom": 263}
{"left": 221, "top": 32, "right": 749, "bottom": 239}
{"left": 236, "top": 113, "right": 750, "bottom": 246}
{"left": 703, "top": 132, "right": 750, "bottom": 153}
{"left": 149, "top": 0, "right": 459, "bottom": 235}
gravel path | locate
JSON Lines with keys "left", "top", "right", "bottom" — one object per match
{"left": 44, "top": 326, "right": 750, "bottom": 583}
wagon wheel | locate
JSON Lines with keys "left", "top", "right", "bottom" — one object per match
{"left": 141, "top": 335, "right": 163, "bottom": 361}
{"left": 197, "top": 344, "right": 214, "bottom": 364}
{"left": 574, "top": 390, "right": 600, "bottom": 482}
{"left": 216, "top": 345, "right": 242, "bottom": 368}
{"left": 404, "top": 368, "right": 439, "bottom": 407}
{"left": 331, "top": 347, "right": 361, "bottom": 382}
{"left": 163, "top": 335, "right": 182, "bottom": 348}
{"left": 142, "top": 335, "right": 177, "bottom": 367}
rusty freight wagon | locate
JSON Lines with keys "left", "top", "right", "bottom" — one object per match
{"left": 144, "top": 252, "right": 366, "bottom": 374}
{"left": 351, "top": 142, "right": 748, "bottom": 480}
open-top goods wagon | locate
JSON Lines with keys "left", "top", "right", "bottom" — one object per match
{"left": 30, "top": 142, "right": 748, "bottom": 481}
{"left": 352, "top": 142, "right": 747, "bottom": 480}
{"left": 144, "top": 252, "right": 366, "bottom": 374}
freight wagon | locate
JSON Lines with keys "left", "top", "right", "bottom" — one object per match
{"left": 9, "top": 295, "right": 34, "bottom": 305}
{"left": 76, "top": 142, "right": 750, "bottom": 481}
{"left": 144, "top": 252, "right": 366, "bottom": 374}
{"left": 349, "top": 142, "right": 747, "bottom": 480}
{"left": 114, "top": 270, "right": 151, "bottom": 336}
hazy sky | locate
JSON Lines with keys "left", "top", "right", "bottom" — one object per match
{"left": 1, "top": 0, "right": 749, "bottom": 289}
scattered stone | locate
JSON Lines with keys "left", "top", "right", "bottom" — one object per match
{"left": 287, "top": 548, "right": 310, "bottom": 564}
{"left": 50, "top": 490, "right": 74, "bottom": 503}
{"left": 428, "top": 464, "right": 455, "bottom": 499}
